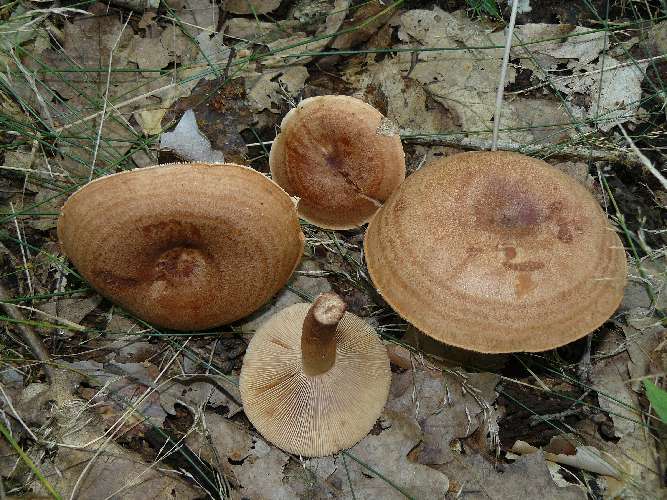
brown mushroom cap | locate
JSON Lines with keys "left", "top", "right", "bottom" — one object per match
{"left": 57, "top": 163, "right": 304, "bottom": 330}
{"left": 269, "top": 95, "right": 406, "bottom": 229}
{"left": 239, "top": 293, "right": 391, "bottom": 457}
{"left": 364, "top": 151, "right": 627, "bottom": 353}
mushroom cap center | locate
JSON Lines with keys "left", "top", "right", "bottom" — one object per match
{"left": 154, "top": 246, "right": 208, "bottom": 281}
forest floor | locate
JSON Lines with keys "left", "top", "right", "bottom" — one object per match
{"left": 0, "top": 0, "right": 666, "bottom": 499}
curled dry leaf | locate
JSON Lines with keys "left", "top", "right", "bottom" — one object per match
{"left": 510, "top": 438, "right": 620, "bottom": 478}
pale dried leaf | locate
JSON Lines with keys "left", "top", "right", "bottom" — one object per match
{"left": 224, "top": 0, "right": 282, "bottom": 15}
{"left": 246, "top": 67, "right": 308, "bottom": 113}
{"left": 512, "top": 24, "right": 606, "bottom": 71}
{"left": 232, "top": 442, "right": 292, "bottom": 499}
{"left": 387, "top": 364, "right": 498, "bottom": 465}
{"left": 592, "top": 338, "right": 662, "bottom": 496}
{"left": 511, "top": 439, "right": 619, "bottom": 478}
{"left": 330, "top": 411, "right": 450, "bottom": 499}
{"left": 160, "top": 109, "right": 225, "bottom": 162}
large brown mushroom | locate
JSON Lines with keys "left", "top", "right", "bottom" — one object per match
{"left": 57, "top": 163, "right": 304, "bottom": 330}
{"left": 364, "top": 151, "right": 627, "bottom": 353}
{"left": 269, "top": 95, "right": 406, "bottom": 229}
{"left": 239, "top": 292, "right": 391, "bottom": 457}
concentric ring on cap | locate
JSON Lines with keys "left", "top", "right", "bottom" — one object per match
{"left": 364, "top": 151, "right": 627, "bottom": 353}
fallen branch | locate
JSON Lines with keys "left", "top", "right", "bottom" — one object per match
{"left": 403, "top": 135, "right": 644, "bottom": 167}
{"left": 0, "top": 282, "right": 55, "bottom": 384}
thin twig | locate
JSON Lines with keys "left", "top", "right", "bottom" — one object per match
{"left": 9, "top": 202, "right": 33, "bottom": 295}
{"left": 618, "top": 124, "right": 667, "bottom": 190}
{"left": 404, "top": 135, "right": 643, "bottom": 166}
{"left": 89, "top": 15, "right": 131, "bottom": 181}
{"left": 0, "top": 282, "right": 54, "bottom": 384}
{"left": 491, "top": 0, "right": 520, "bottom": 150}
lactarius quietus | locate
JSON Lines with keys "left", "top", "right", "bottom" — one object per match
{"left": 364, "top": 151, "right": 628, "bottom": 353}
{"left": 57, "top": 163, "right": 304, "bottom": 330}
{"left": 269, "top": 95, "right": 406, "bottom": 229}
{"left": 239, "top": 292, "right": 391, "bottom": 457}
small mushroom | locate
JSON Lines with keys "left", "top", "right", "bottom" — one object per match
{"left": 239, "top": 292, "right": 391, "bottom": 457}
{"left": 57, "top": 163, "right": 304, "bottom": 330}
{"left": 269, "top": 95, "right": 406, "bottom": 229}
{"left": 364, "top": 151, "right": 628, "bottom": 353}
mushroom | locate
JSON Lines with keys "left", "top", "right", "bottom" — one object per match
{"left": 57, "top": 163, "right": 304, "bottom": 330}
{"left": 239, "top": 292, "right": 391, "bottom": 457}
{"left": 269, "top": 95, "right": 406, "bottom": 229}
{"left": 364, "top": 151, "right": 628, "bottom": 353}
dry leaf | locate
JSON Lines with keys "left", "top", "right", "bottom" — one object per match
{"left": 127, "top": 35, "right": 172, "bottom": 77}
{"left": 245, "top": 67, "right": 309, "bottom": 114}
{"left": 443, "top": 452, "right": 585, "bottom": 499}
{"left": 592, "top": 335, "right": 662, "bottom": 496}
{"left": 232, "top": 443, "right": 292, "bottom": 499}
{"left": 159, "top": 109, "right": 225, "bottom": 162}
{"left": 511, "top": 438, "right": 619, "bottom": 477}
{"left": 37, "top": 293, "right": 101, "bottom": 328}
{"left": 32, "top": 412, "right": 201, "bottom": 498}
{"left": 329, "top": 411, "right": 450, "bottom": 499}
{"left": 512, "top": 24, "right": 606, "bottom": 71}
{"left": 193, "top": 412, "right": 252, "bottom": 462}
{"left": 263, "top": 0, "right": 349, "bottom": 67}
{"left": 331, "top": 1, "right": 398, "bottom": 50}
{"left": 224, "top": 0, "right": 281, "bottom": 15}
{"left": 387, "top": 363, "right": 499, "bottom": 466}
{"left": 160, "top": 376, "right": 242, "bottom": 417}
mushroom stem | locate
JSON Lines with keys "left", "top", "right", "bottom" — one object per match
{"left": 301, "top": 293, "right": 346, "bottom": 376}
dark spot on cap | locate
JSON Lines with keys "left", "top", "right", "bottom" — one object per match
{"left": 474, "top": 178, "right": 544, "bottom": 236}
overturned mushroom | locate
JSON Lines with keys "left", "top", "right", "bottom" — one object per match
{"left": 57, "top": 163, "right": 304, "bottom": 330}
{"left": 239, "top": 292, "right": 391, "bottom": 457}
{"left": 364, "top": 151, "right": 627, "bottom": 353}
{"left": 269, "top": 95, "right": 406, "bottom": 229}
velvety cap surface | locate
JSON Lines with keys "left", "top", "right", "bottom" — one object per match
{"left": 364, "top": 151, "right": 627, "bottom": 353}
{"left": 269, "top": 95, "right": 406, "bottom": 229}
{"left": 58, "top": 163, "right": 304, "bottom": 330}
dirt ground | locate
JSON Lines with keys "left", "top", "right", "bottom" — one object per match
{"left": 0, "top": 1, "right": 666, "bottom": 499}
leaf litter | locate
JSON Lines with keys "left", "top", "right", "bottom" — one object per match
{"left": 1, "top": 1, "right": 666, "bottom": 499}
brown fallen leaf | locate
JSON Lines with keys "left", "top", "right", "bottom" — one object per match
{"left": 224, "top": 0, "right": 282, "bottom": 15}
{"left": 32, "top": 418, "right": 202, "bottom": 499}
{"left": 263, "top": 0, "right": 349, "bottom": 68}
{"left": 331, "top": 1, "right": 398, "bottom": 51}
{"left": 329, "top": 411, "right": 451, "bottom": 499}
{"left": 592, "top": 333, "right": 662, "bottom": 497}
{"left": 441, "top": 451, "right": 585, "bottom": 499}
{"left": 386, "top": 361, "right": 499, "bottom": 466}
{"left": 37, "top": 293, "right": 101, "bottom": 334}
